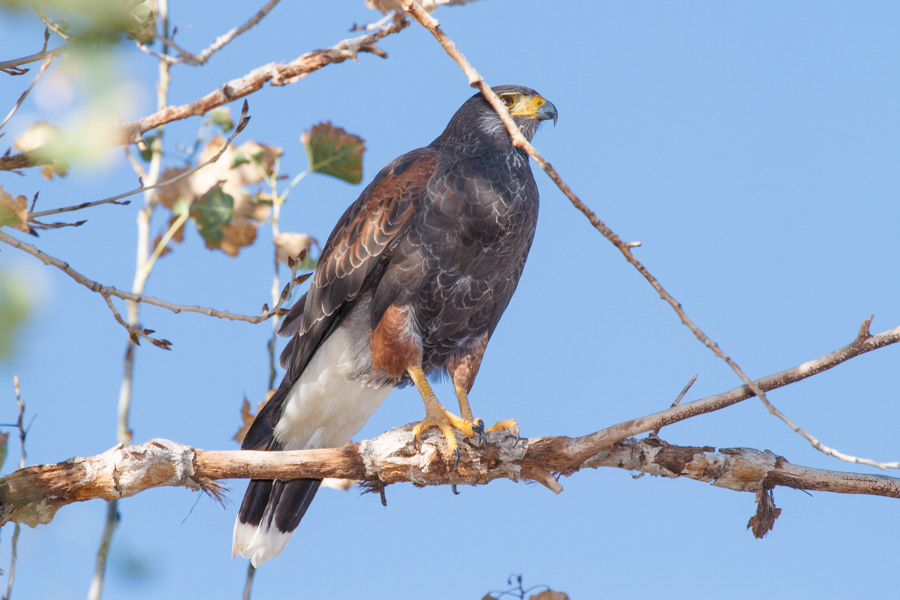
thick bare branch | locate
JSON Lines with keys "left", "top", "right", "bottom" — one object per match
{"left": 3, "top": 428, "right": 898, "bottom": 529}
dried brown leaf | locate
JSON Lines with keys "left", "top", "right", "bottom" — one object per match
{"left": 192, "top": 136, "right": 283, "bottom": 198}
{"left": 155, "top": 167, "right": 193, "bottom": 209}
{"left": 219, "top": 220, "right": 258, "bottom": 257}
{"left": 0, "top": 186, "right": 30, "bottom": 233}
{"left": 530, "top": 592, "right": 569, "bottom": 600}
{"left": 275, "top": 232, "right": 316, "bottom": 266}
{"left": 747, "top": 488, "right": 781, "bottom": 539}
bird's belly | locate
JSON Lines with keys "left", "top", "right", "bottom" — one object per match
{"left": 274, "top": 318, "right": 392, "bottom": 450}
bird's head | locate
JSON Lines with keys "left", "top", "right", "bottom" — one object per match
{"left": 435, "top": 85, "right": 558, "bottom": 152}
{"left": 478, "top": 85, "right": 558, "bottom": 143}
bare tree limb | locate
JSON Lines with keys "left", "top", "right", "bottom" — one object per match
{"left": 400, "top": 0, "right": 894, "bottom": 470}
{"left": 2, "top": 429, "right": 898, "bottom": 530}
{"left": 0, "top": 320, "right": 896, "bottom": 528}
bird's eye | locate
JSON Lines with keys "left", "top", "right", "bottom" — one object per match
{"left": 500, "top": 95, "right": 515, "bottom": 108}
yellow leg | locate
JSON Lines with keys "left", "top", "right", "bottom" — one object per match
{"left": 454, "top": 384, "right": 474, "bottom": 422}
{"left": 454, "top": 384, "right": 519, "bottom": 440}
{"left": 408, "top": 367, "right": 479, "bottom": 464}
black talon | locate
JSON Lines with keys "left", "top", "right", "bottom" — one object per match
{"left": 451, "top": 484, "right": 459, "bottom": 495}
{"left": 413, "top": 436, "right": 419, "bottom": 451}
{"left": 452, "top": 447, "right": 460, "bottom": 472}
{"left": 472, "top": 418, "right": 487, "bottom": 452}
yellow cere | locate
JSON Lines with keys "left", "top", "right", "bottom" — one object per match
{"left": 510, "top": 94, "right": 546, "bottom": 117}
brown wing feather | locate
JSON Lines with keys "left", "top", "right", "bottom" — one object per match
{"left": 245, "top": 149, "right": 439, "bottom": 450}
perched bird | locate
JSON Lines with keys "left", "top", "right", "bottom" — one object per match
{"left": 233, "top": 85, "right": 557, "bottom": 566}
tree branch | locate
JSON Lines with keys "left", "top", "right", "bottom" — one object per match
{"left": 0, "top": 229, "right": 298, "bottom": 326}
{"left": 2, "top": 429, "right": 898, "bottom": 530}
{"left": 1, "top": 320, "right": 897, "bottom": 528}
{"left": 0, "top": 17, "right": 407, "bottom": 172}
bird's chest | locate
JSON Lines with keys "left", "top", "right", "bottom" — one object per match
{"left": 423, "top": 164, "right": 537, "bottom": 262}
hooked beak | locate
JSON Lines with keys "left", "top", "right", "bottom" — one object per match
{"left": 536, "top": 99, "right": 558, "bottom": 126}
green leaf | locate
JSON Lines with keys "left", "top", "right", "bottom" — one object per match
{"left": 298, "top": 253, "right": 318, "bottom": 271}
{"left": 301, "top": 122, "right": 365, "bottom": 184}
{"left": 190, "top": 187, "right": 234, "bottom": 246}
{"left": 140, "top": 135, "right": 159, "bottom": 162}
{"left": 205, "top": 108, "right": 234, "bottom": 133}
{"left": 0, "top": 431, "right": 8, "bottom": 472}
{"left": 230, "top": 149, "right": 250, "bottom": 169}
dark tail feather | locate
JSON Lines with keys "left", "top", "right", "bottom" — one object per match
{"left": 233, "top": 477, "right": 322, "bottom": 567}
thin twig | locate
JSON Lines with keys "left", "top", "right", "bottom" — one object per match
{"left": 0, "top": 42, "right": 70, "bottom": 76}
{"left": 102, "top": 295, "right": 172, "bottom": 350}
{"left": 0, "top": 229, "right": 298, "bottom": 324}
{"left": 0, "top": 53, "right": 53, "bottom": 132}
{"left": 3, "top": 377, "right": 27, "bottom": 600}
{"left": 568, "top": 319, "right": 900, "bottom": 467}
{"left": 182, "top": 0, "right": 280, "bottom": 66}
{"left": 242, "top": 564, "right": 256, "bottom": 600}
{"left": 31, "top": 4, "right": 73, "bottom": 41}
{"left": 401, "top": 0, "right": 886, "bottom": 470}
{"left": 651, "top": 373, "right": 697, "bottom": 437}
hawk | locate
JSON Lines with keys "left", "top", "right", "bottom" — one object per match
{"left": 234, "top": 85, "right": 558, "bottom": 566}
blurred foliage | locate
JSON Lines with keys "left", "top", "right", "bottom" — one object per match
{"left": 2, "top": 0, "right": 154, "bottom": 40}
{"left": 0, "top": 186, "right": 31, "bottom": 233}
{"left": 0, "top": 270, "right": 32, "bottom": 362}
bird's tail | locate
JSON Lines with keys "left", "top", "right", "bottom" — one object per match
{"left": 232, "top": 477, "right": 322, "bottom": 567}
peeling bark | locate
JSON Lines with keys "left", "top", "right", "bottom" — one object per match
{"left": 1, "top": 426, "right": 897, "bottom": 529}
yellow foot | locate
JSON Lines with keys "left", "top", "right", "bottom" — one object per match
{"left": 412, "top": 405, "right": 481, "bottom": 454}
{"left": 484, "top": 419, "right": 520, "bottom": 440}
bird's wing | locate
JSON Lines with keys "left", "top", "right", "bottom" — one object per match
{"left": 242, "top": 148, "right": 440, "bottom": 450}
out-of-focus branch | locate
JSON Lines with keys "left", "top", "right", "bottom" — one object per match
{"left": 2, "top": 430, "right": 898, "bottom": 529}
{"left": 0, "top": 54, "right": 53, "bottom": 132}
{"left": 0, "top": 39, "right": 69, "bottom": 76}
{"left": 400, "top": 0, "right": 895, "bottom": 470}
{"left": 2, "top": 377, "right": 27, "bottom": 600}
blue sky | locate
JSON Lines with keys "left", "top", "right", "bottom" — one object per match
{"left": 1, "top": 1, "right": 898, "bottom": 598}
